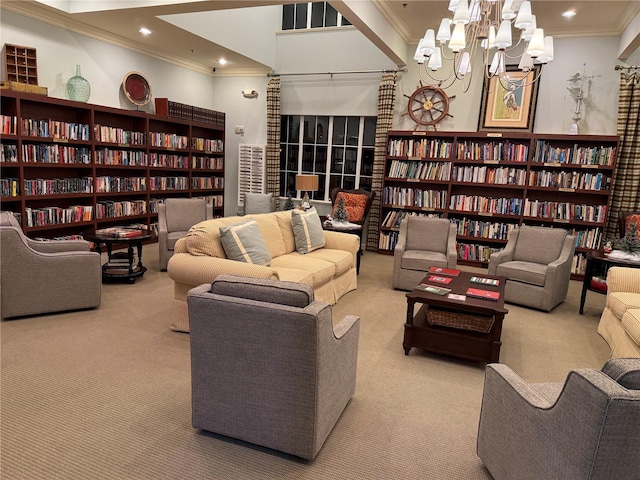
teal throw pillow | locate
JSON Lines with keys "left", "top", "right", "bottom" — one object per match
{"left": 291, "top": 207, "right": 325, "bottom": 254}
{"left": 219, "top": 219, "right": 271, "bottom": 266}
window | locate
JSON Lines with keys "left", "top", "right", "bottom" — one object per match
{"left": 282, "top": 2, "right": 351, "bottom": 30}
{"left": 280, "top": 115, "right": 376, "bottom": 201}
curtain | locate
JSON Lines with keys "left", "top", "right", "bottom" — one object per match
{"left": 266, "top": 77, "right": 281, "bottom": 208}
{"left": 367, "top": 72, "right": 397, "bottom": 251}
{"left": 606, "top": 71, "right": 640, "bottom": 239}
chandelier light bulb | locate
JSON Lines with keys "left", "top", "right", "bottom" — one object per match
{"left": 514, "top": 1, "right": 533, "bottom": 29}
{"left": 453, "top": 0, "right": 470, "bottom": 25}
{"left": 526, "top": 28, "right": 545, "bottom": 57}
{"left": 449, "top": 23, "right": 467, "bottom": 52}
{"left": 494, "top": 20, "right": 513, "bottom": 50}
{"left": 428, "top": 47, "right": 443, "bottom": 70}
{"left": 436, "top": 18, "right": 452, "bottom": 44}
{"left": 420, "top": 29, "right": 436, "bottom": 56}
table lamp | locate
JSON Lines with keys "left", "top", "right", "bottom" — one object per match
{"left": 295, "top": 174, "right": 319, "bottom": 210}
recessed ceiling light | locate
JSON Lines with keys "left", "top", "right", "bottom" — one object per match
{"left": 218, "top": 58, "right": 228, "bottom": 65}
{"left": 139, "top": 27, "right": 152, "bottom": 35}
{"left": 562, "top": 10, "right": 576, "bottom": 18}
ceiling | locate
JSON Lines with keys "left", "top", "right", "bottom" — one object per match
{"left": 2, "top": 1, "right": 639, "bottom": 76}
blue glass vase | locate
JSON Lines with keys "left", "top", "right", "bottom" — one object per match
{"left": 67, "top": 64, "right": 91, "bottom": 102}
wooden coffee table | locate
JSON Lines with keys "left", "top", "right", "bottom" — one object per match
{"left": 404, "top": 270, "right": 508, "bottom": 363}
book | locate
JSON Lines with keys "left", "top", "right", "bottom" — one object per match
{"left": 466, "top": 288, "right": 500, "bottom": 301}
{"left": 427, "top": 275, "right": 452, "bottom": 285}
{"left": 95, "top": 227, "right": 142, "bottom": 238}
{"left": 447, "top": 293, "right": 467, "bottom": 301}
{"left": 470, "top": 276, "right": 500, "bottom": 286}
{"left": 416, "top": 284, "right": 451, "bottom": 295}
{"left": 428, "top": 266, "right": 461, "bottom": 277}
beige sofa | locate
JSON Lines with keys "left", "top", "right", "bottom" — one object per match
{"left": 597, "top": 266, "right": 640, "bottom": 358}
{"left": 167, "top": 210, "right": 359, "bottom": 332}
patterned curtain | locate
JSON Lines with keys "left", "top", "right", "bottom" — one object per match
{"left": 367, "top": 72, "right": 397, "bottom": 251}
{"left": 266, "top": 77, "right": 281, "bottom": 208}
{"left": 606, "top": 71, "right": 640, "bottom": 239}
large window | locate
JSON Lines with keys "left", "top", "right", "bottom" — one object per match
{"left": 282, "top": 2, "right": 351, "bottom": 30}
{"left": 280, "top": 115, "right": 376, "bottom": 201}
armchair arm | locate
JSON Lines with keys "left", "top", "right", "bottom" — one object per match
{"left": 606, "top": 267, "right": 640, "bottom": 295}
{"left": 544, "top": 234, "right": 576, "bottom": 282}
{"left": 446, "top": 223, "right": 457, "bottom": 268}
{"left": 333, "top": 314, "right": 360, "bottom": 339}
{"left": 487, "top": 230, "right": 518, "bottom": 275}
{"left": 394, "top": 217, "right": 408, "bottom": 256}
{"left": 323, "top": 230, "right": 359, "bottom": 264}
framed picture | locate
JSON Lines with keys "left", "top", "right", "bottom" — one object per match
{"left": 478, "top": 65, "right": 541, "bottom": 132}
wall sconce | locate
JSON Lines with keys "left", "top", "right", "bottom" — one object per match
{"left": 242, "top": 89, "right": 258, "bottom": 99}
{"left": 295, "top": 174, "right": 319, "bottom": 210}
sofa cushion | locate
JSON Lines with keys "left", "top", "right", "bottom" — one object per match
{"left": 332, "top": 192, "right": 367, "bottom": 223}
{"left": 607, "top": 292, "right": 640, "bottom": 320}
{"left": 219, "top": 220, "right": 271, "bottom": 266}
{"left": 512, "top": 226, "right": 568, "bottom": 265}
{"left": 210, "top": 274, "right": 313, "bottom": 308}
{"left": 270, "top": 254, "right": 335, "bottom": 286}
{"left": 187, "top": 217, "right": 242, "bottom": 258}
{"left": 247, "top": 212, "right": 287, "bottom": 259}
{"left": 275, "top": 211, "right": 297, "bottom": 254}
{"left": 621, "top": 309, "right": 640, "bottom": 347}
{"left": 405, "top": 217, "right": 450, "bottom": 252}
{"left": 305, "top": 248, "right": 353, "bottom": 276}
{"left": 401, "top": 250, "right": 448, "bottom": 271}
{"left": 292, "top": 208, "right": 325, "bottom": 254}
{"left": 496, "top": 261, "right": 548, "bottom": 287}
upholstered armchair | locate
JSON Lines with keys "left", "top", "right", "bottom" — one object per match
{"left": 243, "top": 192, "right": 276, "bottom": 214}
{"left": 392, "top": 216, "right": 457, "bottom": 291}
{"left": 477, "top": 358, "right": 640, "bottom": 480}
{"left": 187, "top": 275, "right": 360, "bottom": 460}
{"left": 0, "top": 212, "right": 101, "bottom": 319}
{"left": 158, "top": 197, "right": 212, "bottom": 271}
{"left": 488, "top": 225, "right": 575, "bottom": 311}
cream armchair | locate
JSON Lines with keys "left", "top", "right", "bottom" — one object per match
{"left": 597, "top": 266, "right": 640, "bottom": 358}
{"left": 393, "top": 216, "right": 457, "bottom": 291}
{"left": 488, "top": 225, "right": 575, "bottom": 311}
{"left": 477, "top": 358, "right": 640, "bottom": 480}
{"left": 0, "top": 212, "right": 101, "bottom": 319}
{"left": 187, "top": 275, "right": 360, "bottom": 460}
{"left": 158, "top": 197, "right": 212, "bottom": 271}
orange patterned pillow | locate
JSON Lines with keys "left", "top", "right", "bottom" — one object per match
{"left": 625, "top": 214, "right": 640, "bottom": 240}
{"left": 332, "top": 192, "right": 368, "bottom": 223}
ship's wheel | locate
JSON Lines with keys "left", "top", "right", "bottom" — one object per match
{"left": 403, "top": 82, "right": 454, "bottom": 131}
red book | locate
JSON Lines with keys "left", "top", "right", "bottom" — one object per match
{"left": 428, "top": 266, "right": 461, "bottom": 277}
{"left": 427, "top": 275, "right": 452, "bottom": 284}
{"left": 466, "top": 288, "right": 500, "bottom": 301}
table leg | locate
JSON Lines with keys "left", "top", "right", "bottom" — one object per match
{"left": 579, "top": 256, "right": 595, "bottom": 315}
{"left": 136, "top": 241, "right": 143, "bottom": 268}
{"left": 404, "top": 298, "right": 416, "bottom": 355}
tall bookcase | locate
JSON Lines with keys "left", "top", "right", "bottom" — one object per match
{"left": 0, "top": 90, "right": 224, "bottom": 239}
{"left": 380, "top": 130, "right": 619, "bottom": 278}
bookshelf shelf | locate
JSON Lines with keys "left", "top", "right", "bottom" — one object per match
{"left": 381, "top": 130, "right": 619, "bottom": 278}
{"left": 0, "top": 90, "right": 225, "bottom": 238}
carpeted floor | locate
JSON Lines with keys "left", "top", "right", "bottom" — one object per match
{"left": 1, "top": 247, "right": 610, "bottom": 479}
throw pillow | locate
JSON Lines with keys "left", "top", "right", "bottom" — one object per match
{"left": 219, "top": 219, "right": 271, "bottom": 265}
{"left": 625, "top": 214, "right": 640, "bottom": 240}
{"left": 291, "top": 207, "right": 325, "bottom": 254}
{"left": 332, "top": 192, "right": 368, "bottom": 223}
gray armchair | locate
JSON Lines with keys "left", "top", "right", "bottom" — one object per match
{"left": 393, "top": 216, "right": 457, "bottom": 291}
{"left": 158, "top": 197, "right": 212, "bottom": 271}
{"left": 477, "top": 358, "right": 640, "bottom": 480}
{"left": 0, "top": 212, "right": 101, "bottom": 319}
{"left": 187, "top": 275, "right": 360, "bottom": 460}
{"left": 488, "top": 225, "right": 575, "bottom": 311}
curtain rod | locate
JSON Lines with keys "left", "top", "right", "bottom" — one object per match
{"left": 614, "top": 65, "right": 639, "bottom": 71}
{"left": 268, "top": 68, "right": 405, "bottom": 77}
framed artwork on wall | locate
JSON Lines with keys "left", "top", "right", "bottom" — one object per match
{"left": 478, "top": 65, "right": 541, "bottom": 132}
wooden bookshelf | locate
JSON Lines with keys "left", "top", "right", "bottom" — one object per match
{"left": 0, "top": 90, "right": 225, "bottom": 240}
{"left": 380, "top": 130, "right": 619, "bottom": 279}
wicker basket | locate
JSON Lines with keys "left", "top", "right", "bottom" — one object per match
{"left": 427, "top": 308, "right": 495, "bottom": 333}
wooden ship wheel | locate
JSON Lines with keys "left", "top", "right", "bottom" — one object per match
{"left": 403, "top": 82, "right": 454, "bottom": 131}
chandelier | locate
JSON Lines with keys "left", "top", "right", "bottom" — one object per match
{"left": 414, "top": 0, "right": 554, "bottom": 92}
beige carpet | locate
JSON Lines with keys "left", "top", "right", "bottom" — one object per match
{"left": 1, "top": 247, "right": 610, "bottom": 479}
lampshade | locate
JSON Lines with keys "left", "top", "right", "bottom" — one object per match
{"left": 295, "top": 174, "right": 319, "bottom": 192}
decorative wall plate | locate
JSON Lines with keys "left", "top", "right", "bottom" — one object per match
{"left": 122, "top": 71, "right": 152, "bottom": 106}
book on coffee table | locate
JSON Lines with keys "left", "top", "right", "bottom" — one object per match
{"left": 416, "top": 284, "right": 451, "bottom": 295}
{"left": 428, "top": 266, "right": 461, "bottom": 277}
{"left": 470, "top": 276, "right": 500, "bottom": 286}
{"left": 466, "top": 288, "right": 500, "bottom": 301}
{"left": 427, "top": 275, "right": 453, "bottom": 285}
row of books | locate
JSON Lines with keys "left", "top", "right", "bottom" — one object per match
{"left": 456, "top": 243, "right": 501, "bottom": 262}
{"left": 21, "top": 119, "right": 91, "bottom": 141}
{"left": 25, "top": 205, "right": 93, "bottom": 227}
{"left": 192, "top": 156, "right": 223, "bottom": 170}
{"left": 192, "top": 138, "right": 224, "bottom": 153}
{"left": 571, "top": 227, "right": 602, "bottom": 250}
{"left": 449, "top": 195, "right": 523, "bottom": 216}
{"left": 149, "top": 153, "right": 188, "bottom": 169}
{"left": 1, "top": 178, "right": 19, "bottom": 196}
{"left": 156, "top": 99, "right": 225, "bottom": 126}
{"left": 532, "top": 141, "right": 616, "bottom": 166}
{"left": 380, "top": 210, "right": 441, "bottom": 229}
{"left": 386, "top": 160, "right": 451, "bottom": 181}
{"left": 149, "top": 132, "right": 189, "bottom": 149}
{"left": 95, "top": 176, "right": 146, "bottom": 193}
{"left": 148, "top": 176, "right": 188, "bottom": 191}
{"left": 191, "top": 177, "right": 224, "bottom": 189}
{"left": 450, "top": 217, "right": 517, "bottom": 241}
{"left": 1, "top": 115, "right": 17, "bottom": 135}
{"left": 378, "top": 230, "right": 400, "bottom": 250}
{"left": 24, "top": 177, "right": 93, "bottom": 196}
{"left": 94, "top": 125, "right": 146, "bottom": 145}
{"left": 383, "top": 186, "right": 448, "bottom": 209}
{"left": 21, "top": 144, "right": 91, "bottom": 164}
{"left": 451, "top": 166, "right": 527, "bottom": 185}
{"left": 527, "top": 170, "right": 611, "bottom": 191}
{"left": 522, "top": 200, "right": 607, "bottom": 223}
{"left": 1, "top": 143, "right": 18, "bottom": 162}
{"left": 95, "top": 200, "right": 146, "bottom": 219}
{"left": 95, "top": 148, "right": 147, "bottom": 166}
{"left": 456, "top": 141, "right": 529, "bottom": 162}
{"left": 571, "top": 252, "right": 588, "bottom": 275}
{"left": 387, "top": 138, "right": 453, "bottom": 159}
